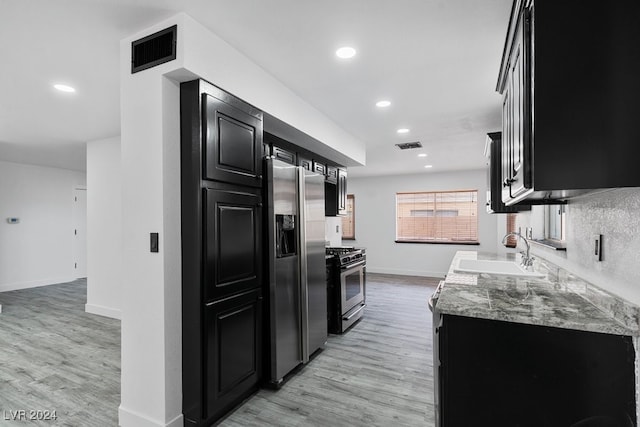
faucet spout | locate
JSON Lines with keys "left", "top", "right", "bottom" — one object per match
{"left": 502, "top": 231, "right": 534, "bottom": 269}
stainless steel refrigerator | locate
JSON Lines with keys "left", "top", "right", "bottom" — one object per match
{"left": 266, "top": 157, "right": 327, "bottom": 386}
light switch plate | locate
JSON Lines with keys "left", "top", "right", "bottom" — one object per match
{"left": 593, "top": 234, "right": 602, "bottom": 261}
{"left": 150, "top": 232, "right": 159, "bottom": 253}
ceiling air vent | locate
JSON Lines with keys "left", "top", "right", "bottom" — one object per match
{"left": 395, "top": 141, "right": 423, "bottom": 150}
{"left": 131, "top": 25, "right": 177, "bottom": 74}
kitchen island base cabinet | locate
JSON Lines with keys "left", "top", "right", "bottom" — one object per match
{"left": 435, "top": 314, "right": 636, "bottom": 427}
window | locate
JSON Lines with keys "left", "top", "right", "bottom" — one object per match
{"left": 545, "top": 204, "right": 566, "bottom": 241}
{"left": 396, "top": 190, "right": 479, "bottom": 244}
{"left": 505, "top": 213, "right": 518, "bottom": 248}
{"left": 342, "top": 194, "right": 355, "bottom": 240}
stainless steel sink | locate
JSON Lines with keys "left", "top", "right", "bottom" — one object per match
{"left": 453, "top": 259, "right": 546, "bottom": 278}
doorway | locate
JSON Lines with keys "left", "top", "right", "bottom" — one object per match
{"left": 73, "top": 187, "right": 87, "bottom": 278}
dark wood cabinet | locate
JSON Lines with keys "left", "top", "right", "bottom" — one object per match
{"left": 485, "top": 132, "right": 529, "bottom": 213}
{"left": 326, "top": 165, "right": 338, "bottom": 184}
{"left": 298, "top": 156, "right": 312, "bottom": 171}
{"left": 181, "top": 79, "right": 264, "bottom": 426}
{"left": 262, "top": 132, "right": 347, "bottom": 215}
{"left": 271, "top": 145, "right": 296, "bottom": 165}
{"left": 337, "top": 168, "right": 347, "bottom": 215}
{"left": 204, "top": 288, "right": 263, "bottom": 422}
{"left": 312, "top": 160, "right": 326, "bottom": 176}
{"left": 500, "top": 9, "right": 529, "bottom": 204}
{"left": 203, "top": 89, "right": 263, "bottom": 188}
{"left": 435, "top": 314, "right": 635, "bottom": 426}
{"left": 203, "top": 184, "right": 262, "bottom": 302}
{"left": 497, "top": 0, "right": 640, "bottom": 205}
{"left": 325, "top": 167, "right": 347, "bottom": 216}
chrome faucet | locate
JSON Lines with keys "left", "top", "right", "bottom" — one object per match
{"left": 502, "top": 231, "right": 534, "bottom": 269}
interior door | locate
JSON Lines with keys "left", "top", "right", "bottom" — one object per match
{"left": 73, "top": 188, "right": 87, "bottom": 278}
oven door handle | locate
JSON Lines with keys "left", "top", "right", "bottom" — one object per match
{"left": 343, "top": 303, "right": 366, "bottom": 320}
{"left": 340, "top": 260, "right": 366, "bottom": 271}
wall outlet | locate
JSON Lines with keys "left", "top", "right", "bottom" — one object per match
{"left": 525, "top": 227, "right": 533, "bottom": 239}
{"left": 593, "top": 234, "right": 602, "bottom": 261}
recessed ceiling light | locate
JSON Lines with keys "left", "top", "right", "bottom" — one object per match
{"left": 424, "top": 165, "right": 433, "bottom": 169}
{"left": 397, "top": 128, "right": 410, "bottom": 134}
{"left": 418, "top": 153, "right": 427, "bottom": 158}
{"left": 376, "top": 100, "right": 391, "bottom": 108}
{"left": 54, "top": 84, "right": 76, "bottom": 93}
{"left": 336, "top": 46, "right": 357, "bottom": 59}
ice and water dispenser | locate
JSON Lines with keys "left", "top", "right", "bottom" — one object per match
{"left": 276, "top": 214, "right": 297, "bottom": 258}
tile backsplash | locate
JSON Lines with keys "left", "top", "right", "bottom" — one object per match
{"left": 516, "top": 187, "right": 640, "bottom": 305}
{"left": 325, "top": 216, "right": 342, "bottom": 247}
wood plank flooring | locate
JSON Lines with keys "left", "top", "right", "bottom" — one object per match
{"left": 219, "top": 273, "right": 439, "bottom": 427}
{"left": 0, "top": 279, "right": 120, "bottom": 426}
{"left": 0, "top": 273, "right": 438, "bottom": 427}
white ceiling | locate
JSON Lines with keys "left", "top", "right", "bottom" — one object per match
{"left": 0, "top": 0, "right": 511, "bottom": 177}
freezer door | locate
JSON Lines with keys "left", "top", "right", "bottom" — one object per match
{"left": 267, "top": 158, "right": 302, "bottom": 383}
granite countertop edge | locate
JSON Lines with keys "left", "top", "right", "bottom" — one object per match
{"left": 434, "top": 251, "right": 640, "bottom": 337}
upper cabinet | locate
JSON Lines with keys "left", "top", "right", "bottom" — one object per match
{"left": 271, "top": 145, "right": 296, "bottom": 165}
{"left": 264, "top": 132, "right": 348, "bottom": 216}
{"left": 203, "top": 87, "right": 263, "bottom": 188}
{"left": 485, "top": 132, "right": 529, "bottom": 214}
{"left": 497, "top": 0, "right": 640, "bottom": 205}
{"left": 325, "top": 168, "right": 347, "bottom": 216}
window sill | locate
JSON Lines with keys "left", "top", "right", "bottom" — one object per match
{"left": 530, "top": 239, "right": 567, "bottom": 251}
{"left": 395, "top": 240, "right": 480, "bottom": 245}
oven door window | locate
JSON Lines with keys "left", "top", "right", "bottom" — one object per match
{"left": 341, "top": 265, "right": 364, "bottom": 312}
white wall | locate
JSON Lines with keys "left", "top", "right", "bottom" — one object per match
{"left": 515, "top": 188, "right": 640, "bottom": 306}
{"left": 348, "top": 169, "right": 498, "bottom": 277}
{"left": 118, "top": 14, "right": 368, "bottom": 427}
{"left": 178, "top": 14, "right": 365, "bottom": 166}
{"left": 86, "top": 137, "right": 122, "bottom": 319}
{"left": 0, "top": 160, "right": 86, "bottom": 291}
{"left": 325, "top": 216, "right": 342, "bottom": 247}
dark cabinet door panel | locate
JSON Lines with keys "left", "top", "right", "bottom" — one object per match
{"left": 272, "top": 146, "right": 296, "bottom": 165}
{"left": 181, "top": 79, "right": 265, "bottom": 426}
{"left": 204, "top": 93, "right": 263, "bottom": 187}
{"left": 325, "top": 165, "right": 338, "bottom": 183}
{"left": 324, "top": 168, "right": 348, "bottom": 216}
{"left": 205, "top": 289, "right": 263, "bottom": 421}
{"left": 438, "top": 315, "right": 635, "bottom": 426}
{"left": 204, "top": 185, "right": 262, "bottom": 302}
{"left": 298, "top": 156, "right": 312, "bottom": 171}
{"left": 312, "top": 160, "right": 326, "bottom": 176}
{"left": 337, "top": 168, "right": 348, "bottom": 215}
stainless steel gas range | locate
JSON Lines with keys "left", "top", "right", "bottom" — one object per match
{"left": 326, "top": 247, "right": 366, "bottom": 334}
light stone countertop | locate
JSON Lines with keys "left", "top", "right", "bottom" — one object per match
{"left": 434, "top": 251, "right": 640, "bottom": 337}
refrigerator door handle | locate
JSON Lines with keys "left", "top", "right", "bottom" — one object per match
{"left": 297, "top": 167, "right": 310, "bottom": 364}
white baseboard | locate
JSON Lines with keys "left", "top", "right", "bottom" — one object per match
{"left": 118, "top": 406, "right": 183, "bottom": 427}
{"left": 0, "top": 277, "right": 76, "bottom": 293}
{"left": 85, "top": 303, "right": 122, "bottom": 320}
